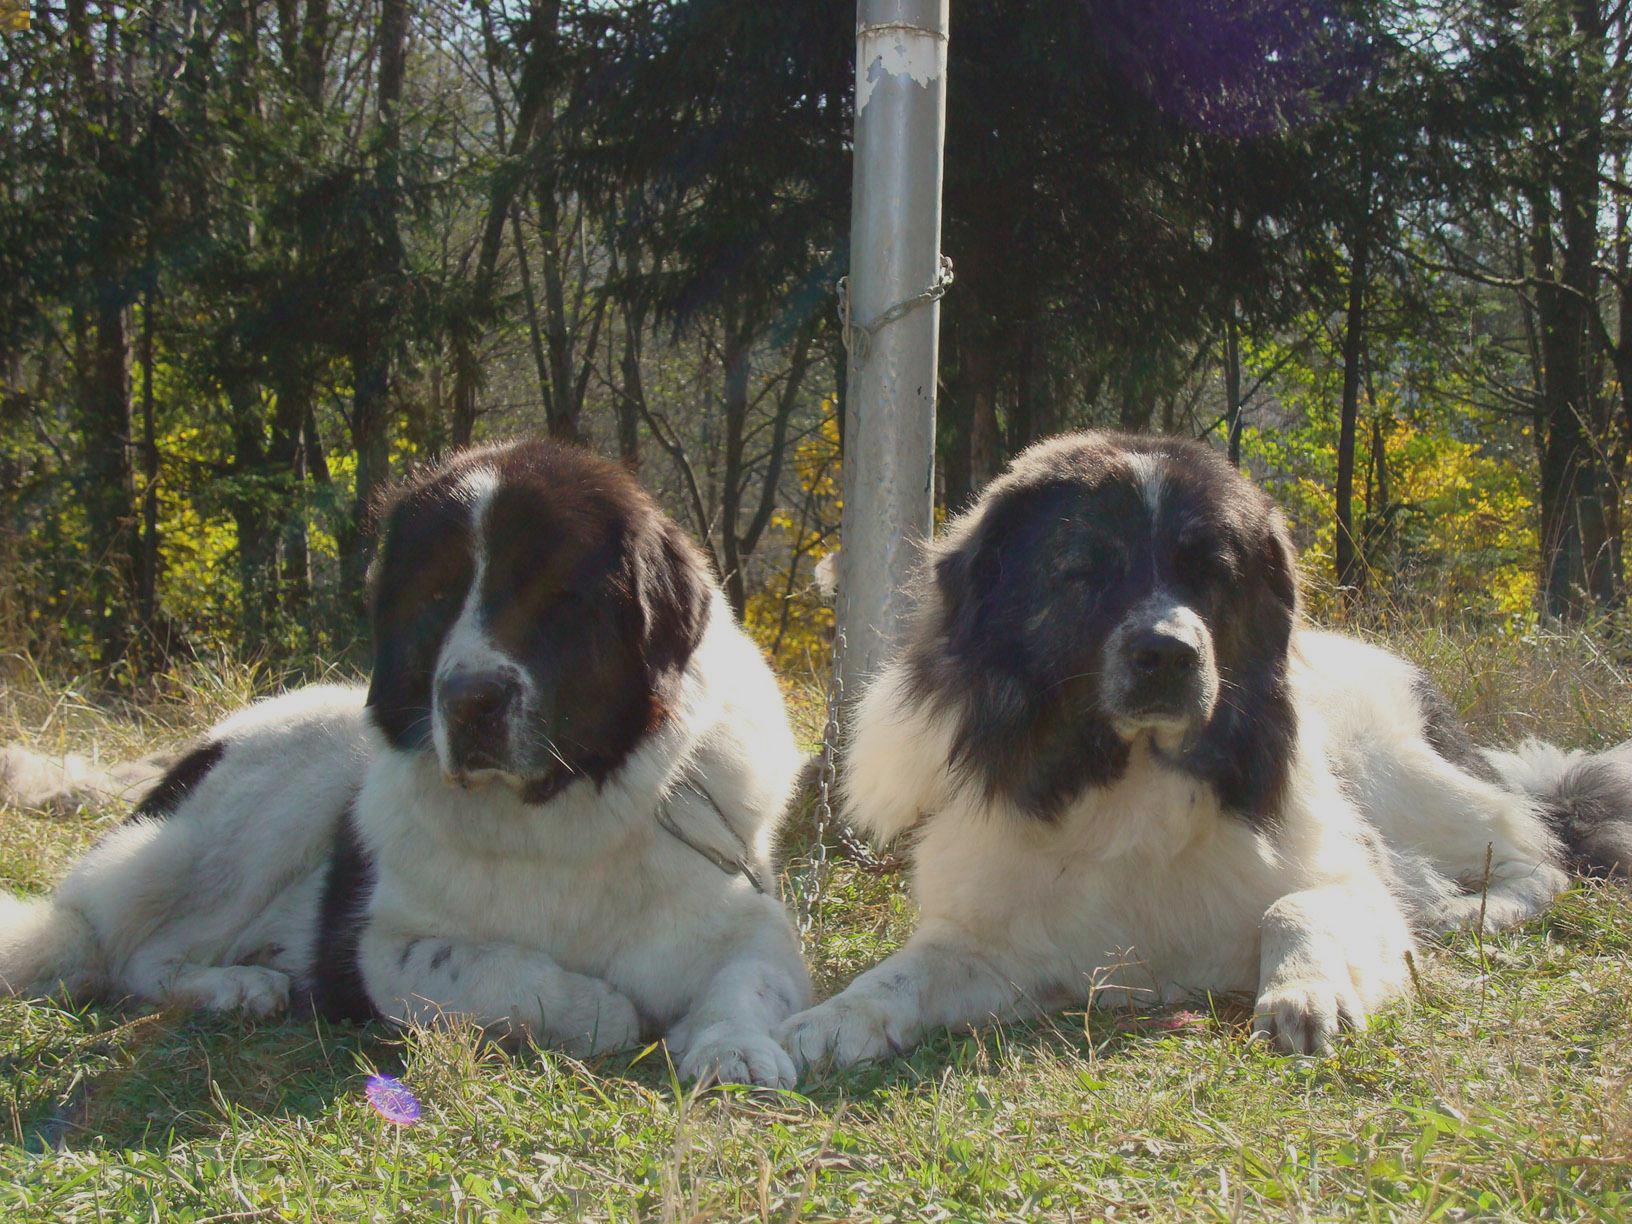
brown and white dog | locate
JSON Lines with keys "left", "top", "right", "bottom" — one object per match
{"left": 779, "top": 430, "right": 1631, "bottom": 1071}
{"left": 0, "top": 440, "right": 809, "bottom": 1087}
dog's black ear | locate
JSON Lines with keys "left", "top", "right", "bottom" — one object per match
{"left": 935, "top": 491, "right": 1046, "bottom": 670}
{"left": 919, "top": 499, "right": 1130, "bottom": 821}
{"left": 1182, "top": 508, "right": 1298, "bottom": 823}
{"left": 933, "top": 531, "right": 988, "bottom": 668}
{"left": 632, "top": 517, "right": 711, "bottom": 689}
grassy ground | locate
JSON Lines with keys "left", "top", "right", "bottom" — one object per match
{"left": 1, "top": 624, "right": 1630, "bottom": 1221}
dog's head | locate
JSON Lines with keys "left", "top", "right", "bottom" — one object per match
{"left": 365, "top": 440, "right": 710, "bottom": 803}
{"left": 911, "top": 431, "right": 1299, "bottom": 822}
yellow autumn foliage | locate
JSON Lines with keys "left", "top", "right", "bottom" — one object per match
{"left": 744, "top": 397, "right": 840, "bottom": 674}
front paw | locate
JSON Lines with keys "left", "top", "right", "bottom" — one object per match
{"left": 170, "top": 965, "right": 292, "bottom": 1018}
{"left": 675, "top": 1023, "right": 796, "bottom": 1089}
{"left": 1251, "top": 978, "right": 1366, "bottom": 1055}
{"left": 775, "top": 994, "right": 905, "bottom": 1075}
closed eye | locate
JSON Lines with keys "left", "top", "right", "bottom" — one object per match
{"left": 1174, "top": 541, "right": 1234, "bottom": 585}
{"left": 425, "top": 577, "right": 465, "bottom": 606}
{"left": 1060, "top": 545, "right": 1128, "bottom": 585}
{"left": 378, "top": 558, "right": 469, "bottom": 623}
{"left": 412, "top": 569, "right": 473, "bottom": 618}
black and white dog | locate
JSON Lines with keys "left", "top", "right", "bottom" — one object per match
{"left": 0, "top": 440, "right": 809, "bottom": 1087}
{"left": 779, "top": 430, "right": 1632, "bottom": 1069}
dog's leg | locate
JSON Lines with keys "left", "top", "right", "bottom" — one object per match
{"left": 776, "top": 919, "right": 1040, "bottom": 1074}
{"left": 1253, "top": 882, "right": 1413, "bottom": 1055}
{"left": 663, "top": 905, "right": 809, "bottom": 1089}
{"left": 1351, "top": 738, "right": 1569, "bottom": 931}
{"left": 359, "top": 925, "right": 642, "bottom": 1057}
{"left": 121, "top": 947, "right": 292, "bottom": 1016}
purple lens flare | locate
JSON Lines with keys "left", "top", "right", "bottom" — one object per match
{"left": 365, "top": 1074, "right": 422, "bottom": 1126}
{"left": 1089, "top": 0, "right": 1366, "bottom": 137}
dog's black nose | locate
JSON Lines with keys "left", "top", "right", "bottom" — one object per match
{"left": 1129, "top": 629, "right": 1199, "bottom": 683}
{"left": 439, "top": 671, "right": 519, "bottom": 742}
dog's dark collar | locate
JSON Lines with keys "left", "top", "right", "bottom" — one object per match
{"left": 514, "top": 762, "right": 766, "bottom": 892}
{"left": 656, "top": 777, "right": 768, "bottom": 894}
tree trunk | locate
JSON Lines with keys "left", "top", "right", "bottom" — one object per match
{"left": 968, "top": 342, "right": 1000, "bottom": 490}
{"left": 346, "top": 0, "right": 409, "bottom": 594}
{"left": 453, "top": 0, "right": 562, "bottom": 447}
{"left": 298, "top": 0, "right": 329, "bottom": 102}
{"left": 271, "top": 0, "right": 329, "bottom": 619}
{"left": 716, "top": 320, "right": 815, "bottom": 618}
{"left": 1532, "top": 1, "right": 1615, "bottom": 619}
{"left": 65, "top": 0, "right": 136, "bottom": 667}
{"left": 81, "top": 292, "right": 136, "bottom": 666}
{"left": 718, "top": 327, "right": 753, "bottom": 616}
{"left": 269, "top": 382, "right": 313, "bottom": 612}
{"left": 1224, "top": 305, "right": 1244, "bottom": 466}
{"left": 137, "top": 287, "right": 160, "bottom": 633}
{"left": 536, "top": 182, "right": 582, "bottom": 443}
{"left": 229, "top": 388, "right": 274, "bottom": 651}
{"left": 1117, "top": 376, "right": 1155, "bottom": 434}
{"left": 1011, "top": 323, "right": 1041, "bottom": 448}
{"left": 941, "top": 344, "right": 974, "bottom": 513}
{"left": 605, "top": 239, "right": 645, "bottom": 469}
{"left": 1335, "top": 220, "right": 1370, "bottom": 598}
{"left": 1361, "top": 350, "right": 1390, "bottom": 569}
{"left": 616, "top": 300, "right": 644, "bottom": 470}
{"left": 510, "top": 202, "right": 557, "bottom": 430}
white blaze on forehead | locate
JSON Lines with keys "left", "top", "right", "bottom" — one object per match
{"left": 449, "top": 464, "right": 499, "bottom": 618}
{"left": 453, "top": 466, "right": 500, "bottom": 513}
{"left": 1123, "top": 452, "right": 1166, "bottom": 517}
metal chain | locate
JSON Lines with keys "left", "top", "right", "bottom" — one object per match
{"left": 837, "top": 254, "right": 955, "bottom": 369}
{"left": 791, "top": 611, "right": 907, "bottom": 946}
{"left": 794, "top": 262, "right": 950, "bottom": 941}
{"left": 794, "top": 612, "right": 846, "bottom": 941}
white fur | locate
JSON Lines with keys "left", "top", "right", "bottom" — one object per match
{"left": 0, "top": 685, "right": 370, "bottom": 1004}
{"left": 1125, "top": 451, "right": 1166, "bottom": 515}
{"left": 0, "top": 597, "right": 809, "bottom": 1087}
{"left": 1294, "top": 632, "right": 1567, "bottom": 929}
{"left": 779, "top": 627, "right": 1571, "bottom": 1070}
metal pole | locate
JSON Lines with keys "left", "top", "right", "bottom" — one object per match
{"left": 838, "top": 0, "right": 949, "bottom": 696}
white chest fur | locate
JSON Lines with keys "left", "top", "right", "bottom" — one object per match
{"left": 354, "top": 745, "right": 764, "bottom": 1020}
{"left": 909, "top": 747, "right": 1318, "bottom": 1002}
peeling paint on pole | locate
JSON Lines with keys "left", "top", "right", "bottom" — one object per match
{"left": 856, "top": 23, "right": 946, "bottom": 114}
{"left": 838, "top": 0, "right": 949, "bottom": 699}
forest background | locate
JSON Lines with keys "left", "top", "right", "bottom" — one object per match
{"left": 3, "top": 0, "right": 1630, "bottom": 685}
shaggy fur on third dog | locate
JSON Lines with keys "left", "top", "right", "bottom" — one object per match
{"left": 779, "top": 431, "right": 1631, "bottom": 1071}
{"left": 1, "top": 440, "right": 809, "bottom": 1087}
{"left": 0, "top": 746, "right": 170, "bottom": 816}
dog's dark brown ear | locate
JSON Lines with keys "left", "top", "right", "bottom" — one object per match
{"left": 632, "top": 518, "right": 711, "bottom": 687}
{"left": 1181, "top": 507, "right": 1299, "bottom": 823}
{"left": 1259, "top": 507, "right": 1301, "bottom": 617}
{"left": 364, "top": 470, "right": 479, "bottom": 750}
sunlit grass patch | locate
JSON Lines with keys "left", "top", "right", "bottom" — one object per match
{"left": 1, "top": 628, "right": 1629, "bottom": 1219}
